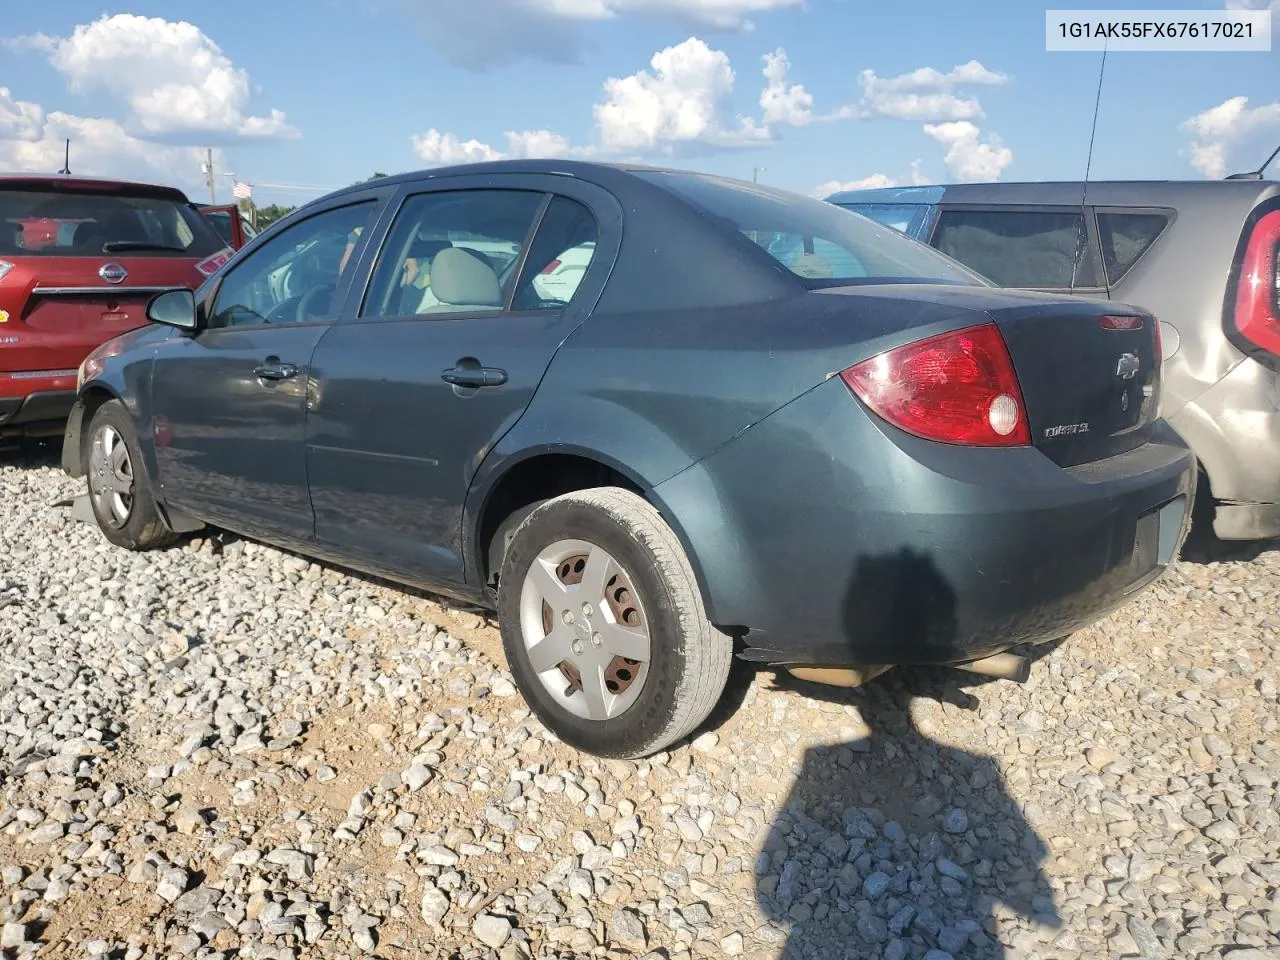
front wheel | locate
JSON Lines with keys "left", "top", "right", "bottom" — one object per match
{"left": 497, "top": 487, "right": 733, "bottom": 758}
{"left": 85, "top": 400, "right": 180, "bottom": 551}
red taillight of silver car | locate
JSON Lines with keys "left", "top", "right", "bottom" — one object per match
{"left": 840, "top": 322, "right": 1031, "bottom": 447}
{"left": 1232, "top": 209, "right": 1280, "bottom": 358}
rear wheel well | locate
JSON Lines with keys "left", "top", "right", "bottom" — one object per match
{"left": 478, "top": 455, "right": 643, "bottom": 587}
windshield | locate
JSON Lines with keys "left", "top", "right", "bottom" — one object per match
{"left": 0, "top": 189, "right": 225, "bottom": 258}
{"left": 639, "top": 171, "right": 986, "bottom": 287}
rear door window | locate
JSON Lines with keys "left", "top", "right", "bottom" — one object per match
{"left": 512, "top": 196, "right": 599, "bottom": 310}
{"left": 1096, "top": 211, "right": 1170, "bottom": 285}
{"left": 931, "top": 209, "right": 1099, "bottom": 289}
{"left": 0, "top": 189, "right": 224, "bottom": 258}
{"left": 362, "top": 189, "right": 546, "bottom": 318}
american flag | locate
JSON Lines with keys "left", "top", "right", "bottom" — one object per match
{"left": 231, "top": 181, "right": 253, "bottom": 201}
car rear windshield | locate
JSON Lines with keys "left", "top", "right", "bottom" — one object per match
{"left": 833, "top": 202, "right": 935, "bottom": 238}
{"left": 0, "top": 189, "right": 225, "bottom": 258}
{"left": 638, "top": 171, "right": 986, "bottom": 286}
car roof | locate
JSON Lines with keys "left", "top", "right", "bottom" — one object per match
{"left": 0, "top": 174, "right": 191, "bottom": 203}
{"left": 826, "top": 179, "right": 1278, "bottom": 206}
{"left": 307, "top": 160, "right": 717, "bottom": 206}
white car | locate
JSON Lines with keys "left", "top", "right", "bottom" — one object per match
{"left": 532, "top": 241, "right": 595, "bottom": 303}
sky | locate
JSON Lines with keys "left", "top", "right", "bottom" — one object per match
{"left": 0, "top": 0, "right": 1277, "bottom": 209}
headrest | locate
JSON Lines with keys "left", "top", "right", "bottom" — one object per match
{"left": 429, "top": 247, "right": 501, "bottom": 307}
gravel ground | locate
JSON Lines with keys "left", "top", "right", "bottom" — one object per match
{"left": 1, "top": 444, "right": 1278, "bottom": 960}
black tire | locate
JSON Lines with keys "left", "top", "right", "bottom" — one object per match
{"left": 497, "top": 487, "right": 733, "bottom": 758}
{"left": 84, "top": 400, "right": 180, "bottom": 551}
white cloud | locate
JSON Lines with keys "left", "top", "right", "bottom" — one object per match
{"left": 923, "top": 121, "right": 1012, "bottom": 181}
{"left": 811, "top": 161, "right": 932, "bottom": 197}
{"left": 0, "top": 87, "right": 215, "bottom": 189}
{"left": 594, "top": 37, "right": 769, "bottom": 154}
{"left": 760, "top": 49, "right": 814, "bottom": 126}
{"left": 410, "top": 127, "right": 593, "bottom": 166}
{"left": 505, "top": 129, "right": 581, "bottom": 158}
{"left": 813, "top": 173, "right": 897, "bottom": 197}
{"left": 858, "top": 60, "right": 1008, "bottom": 122}
{"left": 22, "top": 14, "right": 296, "bottom": 141}
{"left": 1181, "top": 95, "right": 1280, "bottom": 178}
{"left": 411, "top": 129, "right": 505, "bottom": 165}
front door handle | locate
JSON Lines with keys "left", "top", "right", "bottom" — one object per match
{"left": 254, "top": 360, "right": 300, "bottom": 381}
{"left": 442, "top": 365, "right": 508, "bottom": 388}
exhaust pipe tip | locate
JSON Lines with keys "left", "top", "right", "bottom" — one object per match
{"left": 953, "top": 652, "right": 1030, "bottom": 683}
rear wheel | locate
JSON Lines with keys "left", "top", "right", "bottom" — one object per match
{"left": 497, "top": 487, "right": 732, "bottom": 758}
{"left": 85, "top": 400, "right": 180, "bottom": 551}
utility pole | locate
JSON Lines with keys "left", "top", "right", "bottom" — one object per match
{"left": 203, "top": 149, "right": 217, "bottom": 203}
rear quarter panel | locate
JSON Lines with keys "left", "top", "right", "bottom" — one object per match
{"left": 1105, "top": 183, "right": 1280, "bottom": 417}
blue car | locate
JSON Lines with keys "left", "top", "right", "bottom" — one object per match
{"left": 64, "top": 162, "right": 1194, "bottom": 757}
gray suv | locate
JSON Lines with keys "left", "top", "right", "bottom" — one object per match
{"left": 829, "top": 181, "right": 1280, "bottom": 542}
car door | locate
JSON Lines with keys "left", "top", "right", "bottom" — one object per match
{"left": 305, "top": 176, "right": 620, "bottom": 586}
{"left": 150, "top": 193, "right": 385, "bottom": 542}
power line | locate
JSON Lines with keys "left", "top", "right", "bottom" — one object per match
{"left": 245, "top": 181, "right": 344, "bottom": 193}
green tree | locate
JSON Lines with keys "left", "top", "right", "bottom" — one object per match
{"left": 254, "top": 203, "right": 296, "bottom": 229}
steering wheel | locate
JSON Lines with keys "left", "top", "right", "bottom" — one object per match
{"left": 264, "top": 297, "right": 301, "bottom": 325}
{"left": 296, "top": 284, "right": 336, "bottom": 323}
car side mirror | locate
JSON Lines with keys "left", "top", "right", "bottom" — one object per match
{"left": 148, "top": 289, "right": 199, "bottom": 331}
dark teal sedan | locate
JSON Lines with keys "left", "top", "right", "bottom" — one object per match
{"left": 64, "top": 161, "right": 1194, "bottom": 757}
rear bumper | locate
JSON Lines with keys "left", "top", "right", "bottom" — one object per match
{"left": 653, "top": 378, "right": 1196, "bottom": 669}
{"left": 1166, "top": 357, "right": 1280, "bottom": 540}
{"left": 0, "top": 383, "right": 76, "bottom": 433}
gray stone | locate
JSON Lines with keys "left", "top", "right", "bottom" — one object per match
{"left": 608, "top": 908, "right": 647, "bottom": 950}
{"left": 1, "top": 924, "right": 28, "bottom": 949}
{"left": 1126, "top": 915, "right": 1161, "bottom": 958}
{"left": 420, "top": 885, "right": 449, "bottom": 927}
{"left": 473, "top": 913, "right": 512, "bottom": 949}
{"left": 863, "top": 871, "right": 891, "bottom": 899}
{"left": 156, "top": 867, "right": 189, "bottom": 904}
{"left": 942, "top": 808, "right": 969, "bottom": 834}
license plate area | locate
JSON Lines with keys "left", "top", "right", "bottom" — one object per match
{"left": 1133, "top": 495, "right": 1187, "bottom": 576}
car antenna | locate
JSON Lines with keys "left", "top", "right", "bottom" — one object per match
{"left": 58, "top": 138, "right": 71, "bottom": 176}
{"left": 1073, "top": 42, "right": 1107, "bottom": 290}
{"left": 1226, "top": 142, "right": 1280, "bottom": 180}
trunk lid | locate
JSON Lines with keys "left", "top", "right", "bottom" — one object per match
{"left": 988, "top": 299, "right": 1161, "bottom": 467}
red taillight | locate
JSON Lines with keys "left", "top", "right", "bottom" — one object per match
{"left": 539, "top": 258, "right": 562, "bottom": 275}
{"left": 196, "top": 247, "right": 233, "bottom": 277}
{"left": 841, "top": 323, "right": 1031, "bottom": 447}
{"left": 1232, "top": 209, "right": 1280, "bottom": 357}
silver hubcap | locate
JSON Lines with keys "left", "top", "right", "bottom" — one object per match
{"left": 89, "top": 425, "right": 134, "bottom": 529}
{"left": 519, "top": 539, "right": 651, "bottom": 721}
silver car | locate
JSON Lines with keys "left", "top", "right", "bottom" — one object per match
{"left": 830, "top": 180, "right": 1280, "bottom": 544}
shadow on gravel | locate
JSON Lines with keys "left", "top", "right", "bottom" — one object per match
{"left": 0, "top": 436, "right": 62, "bottom": 469}
{"left": 756, "top": 549, "right": 1062, "bottom": 959}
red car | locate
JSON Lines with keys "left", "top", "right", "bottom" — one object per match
{"left": 0, "top": 175, "right": 231, "bottom": 436}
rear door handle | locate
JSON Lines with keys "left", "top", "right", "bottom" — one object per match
{"left": 442, "top": 366, "right": 507, "bottom": 388}
{"left": 254, "top": 361, "right": 300, "bottom": 381}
